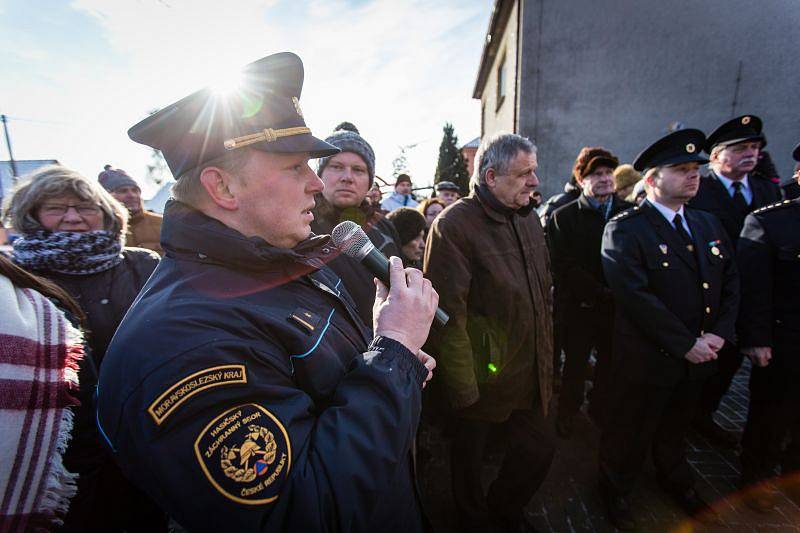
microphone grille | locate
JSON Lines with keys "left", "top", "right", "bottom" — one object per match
{"left": 331, "top": 221, "right": 373, "bottom": 259}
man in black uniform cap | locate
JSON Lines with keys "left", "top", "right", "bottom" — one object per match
{"left": 96, "top": 52, "right": 439, "bottom": 532}
{"left": 688, "top": 115, "right": 780, "bottom": 447}
{"left": 782, "top": 143, "right": 800, "bottom": 200}
{"left": 736, "top": 165, "right": 800, "bottom": 512}
{"left": 599, "top": 129, "right": 739, "bottom": 530}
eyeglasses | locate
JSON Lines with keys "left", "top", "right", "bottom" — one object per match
{"left": 39, "top": 203, "right": 102, "bottom": 217}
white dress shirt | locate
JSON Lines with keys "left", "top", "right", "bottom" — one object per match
{"left": 714, "top": 172, "right": 753, "bottom": 205}
{"left": 647, "top": 198, "right": 693, "bottom": 237}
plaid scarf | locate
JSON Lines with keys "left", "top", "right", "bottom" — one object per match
{"left": 12, "top": 230, "right": 123, "bottom": 276}
{"left": 0, "top": 276, "right": 85, "bottom": 530}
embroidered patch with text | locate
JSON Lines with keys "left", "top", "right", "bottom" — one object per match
{"left": 194, "top": 403, "right": 292, "bottom": 505}
{"left": 148, "top": 365, "right": 247, "bottom": 425}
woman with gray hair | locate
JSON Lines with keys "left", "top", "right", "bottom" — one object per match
{"left": 6, "top": 165, "right": 165, "bottom": 532}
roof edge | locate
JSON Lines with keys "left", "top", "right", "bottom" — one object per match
{"left": 472, "top": 0, "right": 515, "bottom": 100}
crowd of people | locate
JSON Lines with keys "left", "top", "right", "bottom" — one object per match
{"left": 0, "top": 50, "right": 798, "bottom": 533}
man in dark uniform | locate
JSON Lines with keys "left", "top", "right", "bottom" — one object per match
{"left": 782, "top": 143, "right": 800, "bottom": 200}
{"left": 95, "top": 52, "right": 439, "bottom": 532}
{"left": 599, "top": 129, "right": 739, "bottom": 530}
{"left": 547, "top": 147, "right": 632, "bottom": 437}
{"left": 736, "top": 165, "right": 800, "bottom": 512}
{"left": 688, "top": 115, "right": 781, "bottom": 448}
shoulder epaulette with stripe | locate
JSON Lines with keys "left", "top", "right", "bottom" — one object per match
{"left": 752, "top": 199, "right": 793, "bottom": 215}
{"left": 610, "top": 205, "right": 644, "bottom": 222}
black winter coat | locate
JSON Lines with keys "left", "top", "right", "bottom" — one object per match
{"left": 547, "top": 194, "right": 632, "bottom": 307}
{"left": 540, "top": 181, "right": 580, "bottom": 228}
{"left": 35, "top": 247, "right": 159, "bottom": 366}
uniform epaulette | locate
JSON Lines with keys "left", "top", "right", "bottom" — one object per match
{"left": 752, "top": 199, "right": 793, "bottom": 215}
{"left": 610, "top": 205, "right": 644, "bottom": 222}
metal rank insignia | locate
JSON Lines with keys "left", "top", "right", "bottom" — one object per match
{"left": 659, "top": 244, "right": 668, "bottom": 255}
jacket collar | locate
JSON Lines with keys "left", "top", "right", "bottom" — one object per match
{"left": 577, "top": 192, "right": 607, "bottom": 211}
{"left": 161, "top": 200, "right": 330, "bottom": 273}
{"left": 474, "top": 183, "right": 536, "bottom": 223}
{"left": 312, "top": 194, "right": 382, "bottom": 232}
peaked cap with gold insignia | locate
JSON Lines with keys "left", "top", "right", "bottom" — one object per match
{"left": 128, "top": 52, "right": 339, "bottom": 178}
{"left": 704, "top": 114, "right": 766, "bottom": 153}
{"left": 633, "top": 129, "right": 709, "bottom": 172}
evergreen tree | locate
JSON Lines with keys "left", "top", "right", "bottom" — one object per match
{"left": 434, "top": 122, "right": 470, "bottom": 194}
{"left": 391, "top": 143, "right": 417, "bottom": 178}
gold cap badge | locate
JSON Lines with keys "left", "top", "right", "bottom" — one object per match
{"left": 686, "top": 143, "right": 696, "bottom": 153}
{"left": 741, "top": 116, "right": 751, "bottom": 125}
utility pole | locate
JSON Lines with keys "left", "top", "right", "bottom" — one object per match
{"left": 1, "top": 114, "right": 18, "bottom": 183}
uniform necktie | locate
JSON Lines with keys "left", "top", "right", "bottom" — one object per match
{"left": 673, "top": 213, "right": 694, "bottom": 252}
{"left": 731, "top": 181, "right": 749, "bottom": 217}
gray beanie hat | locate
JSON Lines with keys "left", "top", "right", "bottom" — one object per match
{"left": 98, "top": 166, "right": 139, "bottom": 192}
{"left": 317, "top": 122, "right": 375, "bottom": 185}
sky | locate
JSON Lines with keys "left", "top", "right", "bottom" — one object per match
{"left": 0, "top": 0, "right": 492, "bottom": 197}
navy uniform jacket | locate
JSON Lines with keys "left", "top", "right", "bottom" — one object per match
{"left": 687, "top": 171, "right": 780, "bottom": 245}
{"left": 737, "top": 198, "right": 800, "bottom": 372}
{"left": 96, "top": 201, "right": 428, "bottom": 533}
{"left": 601, "top": 201, "right": 740, "bottom": 386}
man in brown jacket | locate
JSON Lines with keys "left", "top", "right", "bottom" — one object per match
{"left": 424, "top": 133, "right": 555, "bottom": 533}
{"left": 99, "top": 166, "right": 163, "bottom": 255}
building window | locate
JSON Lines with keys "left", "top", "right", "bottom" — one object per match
{"left": 496, "top": 52, "right": 506, "bottom": 111}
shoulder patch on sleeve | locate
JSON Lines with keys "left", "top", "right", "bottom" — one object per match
{"left": 194, "top": 403, "right": 291, "bottom": 505}
{"left": 753, "top": 199, "right": 792, "bottom": 215}
{"left": 148, "top": 365, "right": 247, "bottom": 425}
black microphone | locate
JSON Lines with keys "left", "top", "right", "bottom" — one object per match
{"left": 331, "top": 220, "right": 449, "bottom": 329}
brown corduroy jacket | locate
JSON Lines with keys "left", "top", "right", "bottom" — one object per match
{"left": 424, "top": 186, "right": 553, "bottom": 421}
{"left": 126, "top": 210, "right": 163, "bottom": 256}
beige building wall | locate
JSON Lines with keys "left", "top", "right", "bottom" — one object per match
{"left": 479, "top": 0, "right": 518, "bottom": 138}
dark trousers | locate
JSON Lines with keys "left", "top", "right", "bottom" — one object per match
{"left": 741, "top": 361, "right": 800, "bottom": 484}
{"left": 599, "top": 378, "right": 702, "bottom": 498}
{"left": 696, "top": 343, "right": 743, "bottom": 421}
{"left": 557, "top": 306, "right": 613, "bottom": 424}
{"left": 450, "top": 409, "right": 555, "bottom": 531}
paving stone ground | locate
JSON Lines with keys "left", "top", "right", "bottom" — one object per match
{"left": 420, "top": 359, "right": 800, "bottom": 532}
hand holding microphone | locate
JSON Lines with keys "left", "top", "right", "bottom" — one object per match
{"left": 331, "top": 221, "right": 447, "bottom": 359}
{"left": 331, "top": 221, "right": 450, "bottom": 329}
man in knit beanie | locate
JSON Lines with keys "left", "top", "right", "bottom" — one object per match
{"left": 312, "top": 122, "right": 401, "bottom": 326}
{"left": 98, "top": 165, "right": 163, "bottom": 255}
